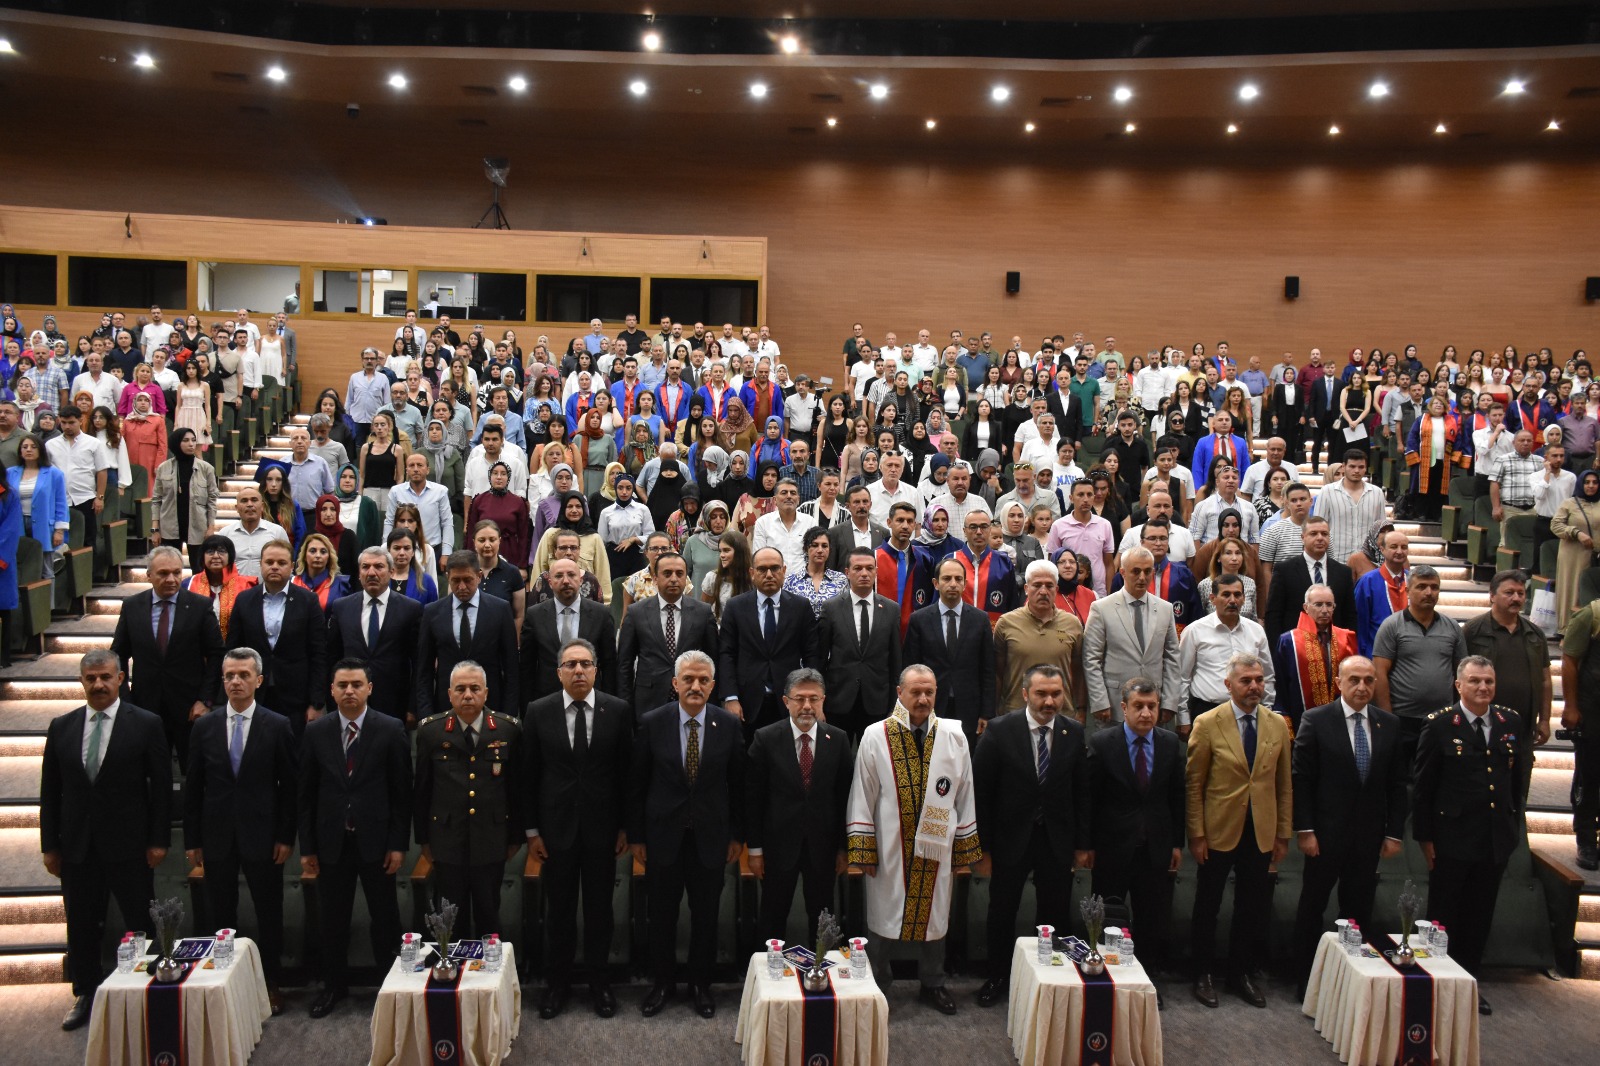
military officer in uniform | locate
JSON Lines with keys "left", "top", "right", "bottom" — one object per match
{"left": 414, "top": 660, "right": 526, "bottom": 938}
{"left": 1412, "top": 654, "right": 1525, "bottom": 1016}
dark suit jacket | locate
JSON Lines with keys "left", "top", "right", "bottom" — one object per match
{"left": 520, "top": 595, "right": 618, "bottom": 703}
{"left": 1292, "top": 700, "right": 1407, "bottom": 857}
{"left": 109, "top": 590, "right": 224, "bottom": 716}
{"left": 297, "top": 708, "right": 412, "bottom": 865}
{"left": 229, "top": 583, "right": 330, "bottom": 715}
{"left": 1269, "top": 383, "right": 1307, "bottom": 438}
{"left": 40, "top": 701, "right": 172, "bottom": 864}
{"left": 524, "top": 689, "right": 633, "bottom": 852}
{"left": 417, "top": 593, "right": 520, "bottom": 718}
{"left": 824, "top": 519, "right": 888, "bottom": 573}
{"left": 1045, "top": 389, "right": 1087, "bottom": 436}
{"left": 973, "top": 709, "right": 1090, "bottom": 869}
{"left": 1309, "top": 375, "right": 1344, "bottom": 425}
{"left": 628, "top": 701, "right": 745, "bottom": 868}
{"left": 902, "top": 600, "right": 996, "bottom": 728}
{"left": 745, "top": 719, "right": 853, "bottom": 873}
{"left": 326, "top": 590, "right": 425, "bottom": 721}
{"left": 617, "top": 595, "right": 719, "bottom": 721}
{"left": 815, "top": 591, "right": 901, "bottom": 720}
{"left": 717, "top": 590, "right": 818, "bottom": 711}
{"left": 1263, "top": 554, "right": 1356, "bottom": 644}
{"left": 1086, "top": 724, "right": 1186, "bottom": 870}
{"left": 183, "top": 703, "right": 298, "bottom": 863}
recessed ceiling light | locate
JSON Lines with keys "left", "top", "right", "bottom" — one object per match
{"left": 750, "top": 82, "right": 768, "bottom": 99}
{"left": 826, "top": 116, "right": 838, "bottom": 127}
{"left": 1113, "top": 86, "right": 1133, "bottom": 103}
{"left": 1546, "top": 118, "right": 1561, "bottom": 131}
{"left": 925, "top": 118, "right": 937, "bottom": 129}
{"left": 387, "top": 73, "right": 408, "bottom": 89}
{"left": 1124, "top": 122, "right": 1136, "bottom": 133}
{"left": 991, "top": 85, "right": 1010, "bottom": 103}
{"left": 779, "top": 35, "right": 800, "bottom": 54}
{"left": 1368, "top": 81, "right": 1389, "bottom": 99}
{"left": 1239, "top": 83, "right": 1259, "bottom": 101}
{"left": 1504, "top": 78, "right": 1526, "bottom": 95}
{"left": 869, "top": 83, "right": 888, "bottom": 100}
{"left": 508, "top": 75, "right": 528, "bottom": 92}
{"left": 1328, "top": 124, "right": 1341, "bottom": 135}
{"left": 265, "top": 66, "right": 287, "bottom": 82}
{"left": 642, "top": 31, "right": 662, "bottom": 51}
{"left": 629, "top": 79, "right": 648, "bottom": 97}
{"left": 133, "top": 53, "right": 155, "bottom": 69}
{"left": 1435, "top": 122, "right": 1448, "bottom": 134}
{"left": 0, "top": 39, "right": 17, "bottom": 54}
{"left": 1226, "top": 123, "right": 1238, "bottom": 134}
{"left": 1024, "top": 122, "right": 1036, "bottom": 133}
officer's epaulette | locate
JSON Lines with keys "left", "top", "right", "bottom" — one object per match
{"left": 419, "top": 712, "right": 450, "bottom": 727}
{"left": 1427, "top": 708, "right": 1447, "bottom": 720}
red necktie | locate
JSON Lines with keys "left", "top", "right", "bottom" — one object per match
{"left": 799, "top": 732, "right": 814, "bottom": 791}
{"left": 156, "top": 599, "right": 171, "bottom": 655}
{"left": 1218, "top": 436, "right": 1230, "bottom": 464}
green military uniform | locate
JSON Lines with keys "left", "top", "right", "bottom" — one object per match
{"left": 413, "top": 709, "right": 525, "bottom": 938}
{"left": 1411, "top": 702, "right": 1525, "bottom": 976}
{"left": 1561, "top": 605, "right": 1600, "bottom": 868}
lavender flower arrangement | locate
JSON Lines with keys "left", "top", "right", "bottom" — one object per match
{"left": 1395, "top": 880, "right": 1422, "bottom": 965}
{"left": 149, "top": 897, "right": 186, "bottom": 981}
{"left": 426, "top": 898, "right": 459, "bottom": 964}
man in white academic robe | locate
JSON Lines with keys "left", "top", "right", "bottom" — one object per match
{"left": 846, "top": 665, "right": 982, "bottom": 1014}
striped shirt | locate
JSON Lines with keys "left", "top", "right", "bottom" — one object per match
{"left": 1257, "top": 516, "right": 1307, "bottom": 566}
{"left": 1312, "top": 479, "right": 1388, "bottom": 565}
{"left": 1488, "top": 451, "right": 1543, "bottom": 509}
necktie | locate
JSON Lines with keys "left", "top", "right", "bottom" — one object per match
{"left": 1218, "top": 436, "right": 1230, "bottom": 463}
{"left": 85, "top": 711, "right": 105, "bottom": 781}
{"left": 1036, "top": 725, "right": 1050, "bottom": 783}
{"left": 1314, "top": 560, "right": 1324, "bottom": 585}
{"left": 913, "top": 725, "right": 926, "bottom": 756}
{"left": 799, "top": 732, "right": 814, "bottom": 792}
{"left": 1134, "top": 734, "right": 1150, "bottom": 790}
{"left": 1130, "top": 597, "right": 1146, "bottom": 648}
{"left": 344, "top": 721, "right": 359, "bottom": 776}
{"left": 461, "top": 720, "right": 476, "bottom": 753}
{"left": 458, "top": 600, "right": 472, "bottom": 647}
{"left": 945, "top": 609, "right": 958, "bottom": 649}
{"left": 1474, "top": 716, "right": 1488, "bottom": 751}
{"left": 156, "top": 599, "right": 171, "bottom": 655}
{"left": 561, "top": 606, "right": 576, "bottom": 645}
{"left": 858, "top": 599, "right": 870, "bottom": 646}
{"left": 1241, "top": 712, "right": 1258, "bottom": 771}
{"left": 763, "top": 597, "right": 776, "bottom": 643}
{"left": 367, "top": 598, "right": 381, "bottom": 650}
{"left": 1352, "top": 712, "right": 1371, "bottom": 783}
{"left": 229, "top": 713, "right": 245, "bottom": 775}
{"left": 572, "top": 700, "right": 588, "bottom": 759}
{"left": 685, "top": 718, "right": 701, "bottom": 784}
{"left": 663, "top": 603, "right": 677, "bottom": 662}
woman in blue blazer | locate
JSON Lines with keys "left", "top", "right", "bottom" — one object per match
{"left": 7, "top": 433, "right": 68, "bottom": 593}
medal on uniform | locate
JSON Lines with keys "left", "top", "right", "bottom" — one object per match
{"left": 492, "top": 762, "right": 502, "bottom": 776}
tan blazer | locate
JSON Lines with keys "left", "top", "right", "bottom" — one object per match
{"left": 1184, "top": 701, "right": 1293, "bottom": 853}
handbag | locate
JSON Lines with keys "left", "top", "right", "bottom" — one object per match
{"left": 1531, "top": 587, "right": 1559, "bottom": 637}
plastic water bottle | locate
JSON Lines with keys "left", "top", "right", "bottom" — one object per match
{"left": 850, "top": 938, "right": 869, "bottom": 980}
{"left": 1037, "top": 925, "right": 1055, "bottom": 964}
{"left": 1120, "top": 937, "right": 1136, "bottom": 966}
{"left": 116, "top": 936, "right": 137, "bottom": 974}
{"left": 1334, "top": 919, "right": 1350, "bottom": 952}
{"left": 483, "top": 934, "right": 503, "bottom": 974}
{"left": 400, "top": 932, "right": 420, "bottom": 971}
{"left": 1342, "top": 921, "right": 1361, "bottom": 957}
{"left": 213, "top": 932, "right": 234, "bottom": 970}
{"left": 1431, "top": 924, "right": 1449, "bottom": 959}
{"left": 766, "top": 939, "right": 786, "bottom": 980}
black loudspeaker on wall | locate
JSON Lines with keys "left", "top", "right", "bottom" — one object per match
{"left": 1284, "top": 275, "right": 1300, "bottom": 300}
{"left": 1586, "top": 276, "right": 1600, "bottom": 302}
{"left": 1005, "top": 271, "right": 1021, "bottom": 294}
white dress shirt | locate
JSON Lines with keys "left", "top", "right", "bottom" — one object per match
{"left": 752, "top": 509, "right": 810, "bottom": 575}
{"left": 1177, "top": 612, "right": 1276, "bottom": 721}
{"left": 81, "top": 699, "right": 120, "bottom": 766}
{"left": 226, "top": 701, "right": 257, "bottom": 752}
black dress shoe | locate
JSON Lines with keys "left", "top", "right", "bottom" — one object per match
{"left": 1230, "top": 974, "right": 1267, "bottom": 1008}
{"left": 61, "top": 995, "right": 92, "bottom": 1031}
{"left": 640, "top": 983, "right": 674, "bottom": 1017}
{"left": 308, "top": 986, "right": 347, "bottom": 1019}
{"left": 1193, "top": 974, "right": 1219, "bottom": 1009}
{"left": 1577, "top": 846, "right": 1599, "bottom": 871}
{"left": 692, "top": 984, "right": 716, "bottom": 1018}
{"left": 919, "top": 985, "right": 958, "bottom": 1015}
{"left": 538, "top": 984, "right": 569, "bottom": 1020}
{"left": 592, "top": 983, "right": 617, "bottom": 1018}
{"left": 1479, "top": 994, "right": 1492, "bottom": 1016}
{"left": 975, "top": 977, "right": 1009, "bottom": 1008}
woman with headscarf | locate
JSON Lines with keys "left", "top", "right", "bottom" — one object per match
{"left": 683, "top": 498, "right": 730, "bottom": 590}
{"left": 905, "top": 420, "right": 937, "bottom": 483}
{"left": 1551, "top": 469, "right": 1600, "bottom": 627}
{"left": 531, "top": 463, "right": 579, "bottom": 551}
{"left": 662, "top": 481, "right": 702, "bottom": 552}
{"left": 419, "top": 418, "right": 463, "bottom": 504}
{"left": 1054, "top": 550, "right": 1097, "bottom": 625}
{"left": 292, "top": 532, "right": 351, "bottom": 613}
{"left": 1000, "top": 500, "right": 1045, "bottom": 576}
{"left": 531, "top": 490, "right": 612, "bottom": 595}
{"left": 733, "top": 460, "right": 781, "bottom": 536}
{"left": 182, "top": 534, "right": 258, "bottom": 641}
{"left": 577, "top": 407, "right": 618, "bottom": 496}
{"left": 694, "top": 444, "right": 731, "bottom": 508}
{"left": 645, "top": 448, "right": 689, "bottom": 535}
{"left": 311, "top": 492, "right": 360, "bottom": 577}
{"left": 621, "top": 416, "right": 658, "bottom": 477}
{"left": 333, "top": 462, "right": 382, "bottom": 550}
{"left": 750, "top": 416, "right": 790, "bottom": 468}
{"left": 153, "top": 427, "right": 220, "bottom": 573}
{"left": 466, "top": 461, "right": 533, "bottom": 571}
{"left": 589, "top": 460, "right": 627, "bottom": 526}
{"left": 597, "top": 471, "right": 655, "bottom": 578}
{"left": 850, "top": 448, "right": 881, "bottom": 492}
{"left": 121, "top": 391, "right": 167, "bottom": 481}
{"left": 918, "top": 503, "right": 961, "bottom": 563}
{"left": 717, "top": 396, "right": 759, "bottom": 455}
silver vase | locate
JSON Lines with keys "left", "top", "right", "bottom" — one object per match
{"left": 154, "top": 957, "right": 185, "bottom": 982}
{"left": 1393, "top": 934, "right": 1417, "bottom": 968}
{"left": 802, "top": 965, "right": 831, "bottom": 991}
{"left": 1082, "top": 951, "right": 1106, "bottom": 976}
{"left": 432, "top": 957, "right": 460, "bottom": 981}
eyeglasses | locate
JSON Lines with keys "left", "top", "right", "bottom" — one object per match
{"left": 559, "top": 659, "right": 597, "bottom": 671}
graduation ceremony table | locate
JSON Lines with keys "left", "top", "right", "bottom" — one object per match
{"left": 84, "top": 936, "right": 272, "bottom": 1066}
{"left": 1006, "top": 937, "right": 1164, "bottom": 1066}
{"left": 735, "top": 949, "right": 890, "bottom": 1066}
{"left": 1301, "top": 931, "right": 1480, "bottom": 1066}
{"left": 369, "top": 944, "right": 521, "bottom": 1066}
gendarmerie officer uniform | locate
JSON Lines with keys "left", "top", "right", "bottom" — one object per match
{"left": 413, "top": 709, "right": 525, "bottom": 938}
{"left": 1411, "top": 701, "right": 1525, "bottom": 978}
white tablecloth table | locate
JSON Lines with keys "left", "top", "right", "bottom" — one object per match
{"left": 369, "top": 945, "right": 521, "bottom": 1066}
{"left": 1301, "top": 932, "right": 1480, "bottom": 1066}
{"left": 1006, "top": 937, "right": 1163, "bottom": 1066}
{"left": 84, "top": 937, "right": 272, "bottom": 1066}
{"left": 735, "top": 950, "right": 890, "bottom": 1066}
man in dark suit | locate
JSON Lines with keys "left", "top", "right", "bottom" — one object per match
{"left": 228, "top": 539, "right": 329, "bottom": 737}
{"left": 184, "top": 648, "right": 298, "bottom": 1013}
{"left": 1262, "top": 515, "right": 1356, "bottom": 645}
{"left": 717, "top": 546, "right": 818, "bottom": 737}
{"left": 617, "top": 552, "right": 718, "bottom": 721}
{"left": 526, "top": 638, "right": 633, "bottom": 1019}
{"left": 1291, "top": 656, "right": 1407, "bottom": 989}
{"left": 521, "top": 557, "right": 618, "bottom": 702}
{"left": 825, "top": 485, "right": 888, "bottom": 572}
{"left": 746, "top": 668, "right": 854, "bottom": 944}
{"left": 325, "top": 546, "right": 425, "bottom": 723}
{"left": 41, "top": 651, "right": 171, "bottom": 1031}
{"left": 108, "top": 544, "right": 224, "bottom": 763}
{"left": 630, "top": 650, "right": 744, "bottom": 1019}
{"left": 973, "top": 664, "right": 1091, "bottom": 1007}
{"left": 815, "top": 548, "right": 901, "bottom": 739}
{"left": 1087, "top": 677, "right": 1186, "bottom": 985}
{"left": 903, "top": 556, "right": 997, "bottom": 745}
{"left": 1307, "top": 363, "right": 1344, "bottom": 475}
{"left": 417, "top": 551, "right": 520, "bottom": 719}
{"left": 299, "top": 658, "right": 412, "bottom": 1018}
